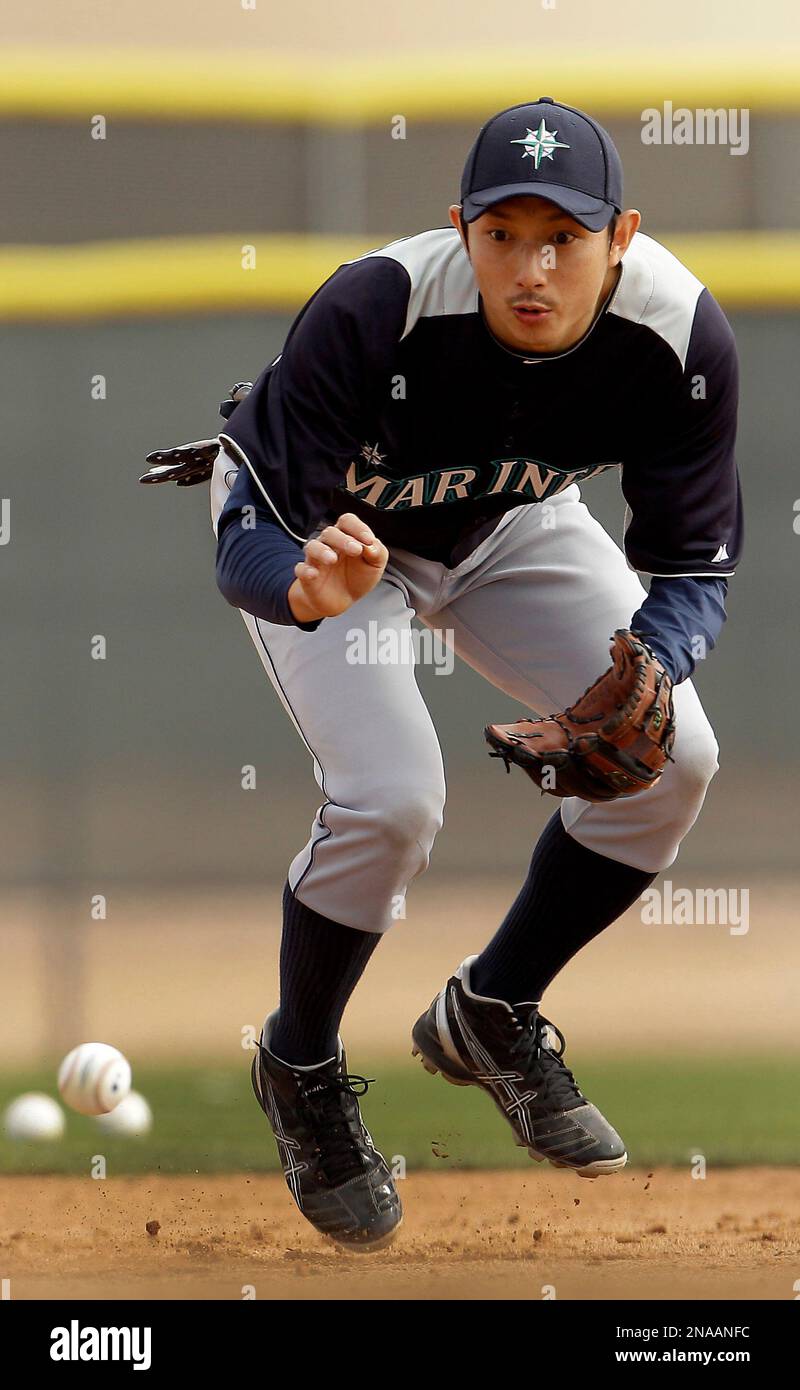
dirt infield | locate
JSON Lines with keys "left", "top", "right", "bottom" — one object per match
{"left": 3, "top": 1168, "right": 799, "bottom": 1301}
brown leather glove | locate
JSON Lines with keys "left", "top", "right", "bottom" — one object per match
{"left": 484, "top": 629, "right": 677, "bottom": 803}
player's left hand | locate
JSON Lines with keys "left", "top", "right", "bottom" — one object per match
{"left": 484, "top": 629, "right": 677, "bottom": 802}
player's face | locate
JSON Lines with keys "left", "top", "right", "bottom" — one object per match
{"left": 450, "top": 196, "right": 639, "bottom": 354}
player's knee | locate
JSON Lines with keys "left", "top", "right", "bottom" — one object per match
{"left": 371, "top": 782, "right": 445, "bottom": 857}
{"left": 672, "top": 722, "right": 720, "bottom": 799}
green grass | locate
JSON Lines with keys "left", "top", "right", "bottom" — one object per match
{"left": 1, "top": 1055, "right": 797, "bottom": 1174}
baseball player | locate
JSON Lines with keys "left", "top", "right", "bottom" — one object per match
{"left": 143, "top": 98, "right": 742, "bottom": 1251}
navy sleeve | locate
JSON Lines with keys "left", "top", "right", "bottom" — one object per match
{"left": 630, "top": 575, "right": 728, "bottom": 684}
{"left": 621, "top": 289, "right": 743, "bottom": 578}
{"left": 219, "top": 255, "right": 411, "bottom": 542}
{"left": 215, "top": 462, "right": 322, "bottom": 630}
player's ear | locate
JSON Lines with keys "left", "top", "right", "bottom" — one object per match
{"left": 608, "top": 209, "right": 641, "bottom": 266}
{"left": 450, "top": 204, "right": 470, "bottom": 254}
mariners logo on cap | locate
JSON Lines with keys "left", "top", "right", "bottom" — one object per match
{"left": 510, "top": 120, "right": 570, "bottom": 170}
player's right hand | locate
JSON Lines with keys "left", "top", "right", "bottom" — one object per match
{"left": 287, "top": 514, "right": 389, "bottom": 621}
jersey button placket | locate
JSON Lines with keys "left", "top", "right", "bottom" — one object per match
{"left": 504, "top": 396, "right": 523, "bottom": 451}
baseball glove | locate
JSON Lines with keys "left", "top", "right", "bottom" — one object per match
{"left": 484, "top": 629, "right": 676, "bottom": 803}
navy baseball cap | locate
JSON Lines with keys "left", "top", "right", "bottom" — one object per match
{"left": 460, "top": 97, "right": 623, "bottom": 231}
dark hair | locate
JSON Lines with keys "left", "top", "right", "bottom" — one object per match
{"left": 459, "top": 208, "right": 470, "bottom": 248}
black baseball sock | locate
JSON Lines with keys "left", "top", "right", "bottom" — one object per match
{"left": 470, "top": 809, "right": 657, "bottom": 1004}
{"left": 269, "top": 880, "right": 382, "bottom": 1066}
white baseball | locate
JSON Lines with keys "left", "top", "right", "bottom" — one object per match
{"left": 4, "top": 1092, "right": 65, "bottom": 1141}
{"left": 57, "top": 1042, "right": 132, "bottom": 1116}
{"left": 95, "top": 1090, "right": 152, "bottom": 1137}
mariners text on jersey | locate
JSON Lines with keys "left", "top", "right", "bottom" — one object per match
{"left": 219, "top": 226, "right": 743, "bottom": 578}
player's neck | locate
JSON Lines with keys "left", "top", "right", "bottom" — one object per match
{"left": 566, "top": 262, "right": 623, "bottom": 350}
{"left": 598, "top": 260, "right": 622, "bottom": 312}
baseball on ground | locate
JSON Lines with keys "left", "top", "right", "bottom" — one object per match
{"left": 57, "top": 1042, "right": 132, "bottom": 1116}
{"left": 95, "top": 1090, "right": 153, "bottom": 1136}
{"left": 4, "top": 1092, "right": 66, "bottom": 1141}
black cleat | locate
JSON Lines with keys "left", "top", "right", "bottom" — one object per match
{"left": 411, "top": 957, "right": 627, "bottom": 1178}
{"left": 251, "top": 1012, "right": 402, "bottom": 1250}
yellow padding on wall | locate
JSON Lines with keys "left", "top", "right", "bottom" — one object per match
{"left": 3, "top": 48, "right": 800, "bottom": 122}
{"left": 1, "top": 232, "right": 798, "bottom": 321}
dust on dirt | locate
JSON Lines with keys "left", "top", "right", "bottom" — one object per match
{"left": 3, "top": 1168, "right": 799, "bottom": 1301}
